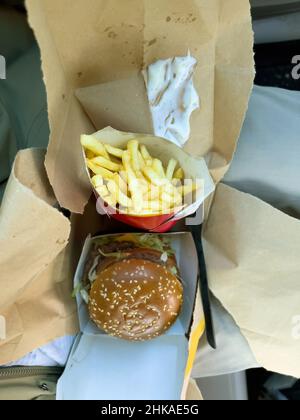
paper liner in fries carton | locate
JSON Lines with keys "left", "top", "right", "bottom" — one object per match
{"left": 83, "top": 127, "right": 215, "bottom": 232}
{"left": 57, "top": 232, "right": 205, "bottom": 400}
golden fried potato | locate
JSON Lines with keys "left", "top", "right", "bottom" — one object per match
{"left": 105, "top": 144, "right": 124, "bottom": 159}
{"left": 82, "top": 135, "right": 201, "bottom": 216}
{"left": 174, "top": 168, "right": 184, "bottom": 180}
{"left": 81, "top": 135, "right": 109, "bottom": 159}
{"left": 86, "top": 160, "right": 114, "bottom": 180}
{"left": 166, "top": 159, "right": 178, "bottom": 181}
{"left": 91, "top": 156, "right": 121, "bottom": 172}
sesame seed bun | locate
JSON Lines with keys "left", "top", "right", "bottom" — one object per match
{"left": 88, "top": 258, "right": 183, "bottom": 341}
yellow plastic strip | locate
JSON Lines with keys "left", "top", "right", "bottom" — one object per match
{"left": 185, "top": 319, "right": 206, "bottom": 378}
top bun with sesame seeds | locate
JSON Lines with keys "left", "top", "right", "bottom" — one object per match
{"left": 84, "top": 235, "right": 183, "bottom": 341}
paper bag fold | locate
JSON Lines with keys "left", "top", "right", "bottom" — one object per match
{"left": 26, "top": 0, "right": 254, "bottom": 214}
{"left": 204, "top": 184, "right": 300, "bottom": 378}
{"left": 0, "top": 149, "right": 78, "bottom": 365}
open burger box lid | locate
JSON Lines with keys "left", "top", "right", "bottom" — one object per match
{"left": 57, "top": 232, "right": 204, "bottom": 400}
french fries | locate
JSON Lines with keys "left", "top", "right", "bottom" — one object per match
{"left": 128, "top": 140, "right": 140, "bottom": 173}
{"left": 138, "top": 152, "right": 146, "bottom": 169}
{"left": 113, "top": 173, "right": 128, "bottom": 195}
{"left": 91, "top": 156, "right": 121, "bottom": 172}
{"left": 105, "top": 144, "right": 124, "bottom": 159}
{"left": 178, "top": 181, "right": 202, "bottom": 197}
{"left": 174, "top": 168, "right": 184, "bottom": 180}
{"left": 152, "top": 159, "right": 165, "bottom": 178}
{"left": 86, "top": 150, "right": 95, "bottom": 160}
{"left": 107, "top": 180, "right": 132, "bottom": 208}
{"left": 82, "top": 136, "right": 203, "bottom": 216}
{"left": 141, "top": 145, "right": 151, "bottom": 162}
{"left": 166, "top": 159, "right": 178, "bottom": 181}
{"left": 142, "top": 166, "right": 168, "bottom": 187}
{"left": 96, "top": 185, "right": 109, "bottom": 198}
{"left": 91, "top": 175, "right": 104, "bottom": 188}
{"left": 122, "top": 150, "right": 132, "bottom": 173}
{"left": 81, "top": 135, "right": 109, "bottom": 159}
{"left": 86, "top": 160, "right": 114, "bottom": 180}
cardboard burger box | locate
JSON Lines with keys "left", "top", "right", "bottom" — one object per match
{"left": 57, "top": 232, "right": 204, "bottom": 400}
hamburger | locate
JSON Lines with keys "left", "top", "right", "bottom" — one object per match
{"left": 77, "top": 234, "right": 183, "bottom": 341}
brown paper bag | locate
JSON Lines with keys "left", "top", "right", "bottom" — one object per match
{"left": 24, "top": 0, "right": 300, "bottom": 381}
{"left": 186, "top": 379, "right": 203, "bottom": 401}
{"left": 0, "top": 149, "right": 78, "bottom": 365}
{"left": 26, "top": 0, "right": 255, "bottom": 214}
{"left": 204, "top": 184, "right": 300, "bottom": 378}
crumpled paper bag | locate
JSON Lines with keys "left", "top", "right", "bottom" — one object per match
{"left": 26, "top": 0, "right": 255, "bottom": 213}
{"left": 0, "top": 149, "right": 78, "bottom": 365}
{"left": 25, "top": 0, "right": 300, "bottom": 381}
{"left": 204, "top": 184, "right": 300, "bottom": 378}
{"left": 193, "top": 86, "right": 300, "bottom": 379}
{"left": 193, "top": 296, "right": 259, "bottom": 378}
{"left": 31, "top": 0, "right": 300, "bottom": 383}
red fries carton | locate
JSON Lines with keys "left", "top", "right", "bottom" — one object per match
{"left": 82, "top": 127, "right": 215, "bottom": 232}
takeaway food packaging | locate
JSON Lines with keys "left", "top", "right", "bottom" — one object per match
{"left": 82, "top": 127, "right": 215, "bottom": 232}
{"left": 23, "top": 0, "right": 260, "bottom": 392}
{"left": 26, "top": 0, "right": 254, "bottom": 215}
{"left": 57, "top": 232, "right": 205, "bottom": 400}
